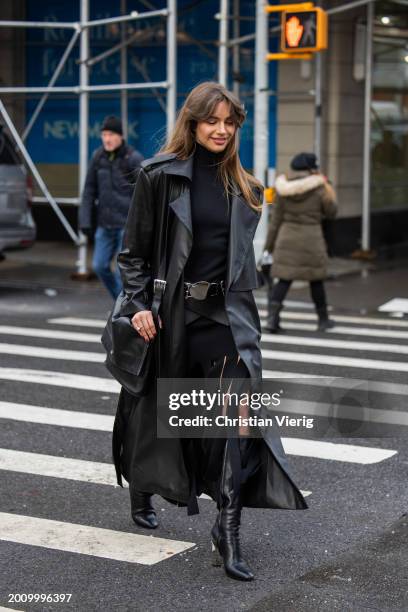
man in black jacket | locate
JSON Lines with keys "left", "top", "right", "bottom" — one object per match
{"left": 79, "top": 115, "right": 143, "bottom": 299}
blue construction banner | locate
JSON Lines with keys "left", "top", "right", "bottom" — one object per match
{"left": 26, "top": 0, "right": 278, "bottom": 169}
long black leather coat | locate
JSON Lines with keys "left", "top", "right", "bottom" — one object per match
{"left": 115, "top": 152, "right": 308, "bottom": 512}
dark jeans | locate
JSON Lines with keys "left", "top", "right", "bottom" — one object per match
{"left": 270, "top": 278, "right": 327, "bottom": 309}
{"left": 92, "top": 226, "right": 124, "bottom": 299}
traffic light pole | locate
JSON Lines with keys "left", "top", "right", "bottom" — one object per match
{"left": 362, "top": 1, "right": 373, "bottom": 252}
{"left": 253, "top": 0, "right": 270, "bottom": 260}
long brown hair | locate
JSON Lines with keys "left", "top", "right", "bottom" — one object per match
{"left": 159, "top": 81, "right": 263, "bottom": 211}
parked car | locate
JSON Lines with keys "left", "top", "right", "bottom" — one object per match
{"left": 0, "top": 124, "right": 36, "bottom": 257}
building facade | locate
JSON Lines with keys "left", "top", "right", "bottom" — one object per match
{"left": 0, "top": 0, "right": 407, "bottom": 255}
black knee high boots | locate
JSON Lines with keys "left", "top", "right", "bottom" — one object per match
{"left": 211, "top": 440, "right": 254, "bottom": 581}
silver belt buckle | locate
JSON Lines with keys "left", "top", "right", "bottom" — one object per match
{"left": 154, "top": 279, "right": 167, "bottom": 294}
{"left": 188, "top": 281, "right": 210, "bottom": 300}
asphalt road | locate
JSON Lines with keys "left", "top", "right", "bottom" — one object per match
{"left": 0, "top": 276, "right": 407, "bottom": 612}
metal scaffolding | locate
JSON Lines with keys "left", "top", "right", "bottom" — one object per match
{"left": 0, "top": 1, "right": 177, "bottom": 275}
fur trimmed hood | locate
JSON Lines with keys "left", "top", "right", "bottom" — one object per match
{"left": 275, "top": 173, "right": 325, "bottom": 198}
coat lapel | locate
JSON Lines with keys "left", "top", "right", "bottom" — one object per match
{"left": 163, "top": 156, "right": 194, "bottom": 236}
{"left": 226, "top": 193, "right": 260, "bottom": 290}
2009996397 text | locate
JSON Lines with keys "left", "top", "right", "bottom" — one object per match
{"left": 8, "top": 593, "right": 73, "bottom": 603}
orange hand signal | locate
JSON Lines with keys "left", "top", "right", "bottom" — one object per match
{"left": 286, "top": 16, "right": 304, "bottom": 47}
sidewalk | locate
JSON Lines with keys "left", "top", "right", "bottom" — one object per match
{"left": 0, "top": 241, "right": 102, "bottom": 293}
{"left": 0, "top": 241, "right": 407, "bottom": 315}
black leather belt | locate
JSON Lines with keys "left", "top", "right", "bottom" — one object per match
{"left": 184, "top": 280, "right": 225, "bottom": 300}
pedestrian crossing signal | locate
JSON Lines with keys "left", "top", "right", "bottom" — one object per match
{"left": 281, "top": 8, "right": 328, "bottom": 53}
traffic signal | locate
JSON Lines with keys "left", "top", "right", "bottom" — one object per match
{"left": 281, "top": 8, "right": 328, "bottom": 53}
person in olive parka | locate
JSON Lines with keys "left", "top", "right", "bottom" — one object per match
{"left": 264, "top": 152, "right": 337, "bottom": 332}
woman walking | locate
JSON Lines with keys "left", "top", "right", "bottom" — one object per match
{"left": 264, "top": 152, "right": 337, "bottom": 333}
{"left": 112, "top": 82, "right": 307, "bottom": 582}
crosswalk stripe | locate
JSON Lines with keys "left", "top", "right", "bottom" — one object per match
{"left": 258, "top": 309, "right": 408, "bottom": 328}
{"left": 0, "top": 432, "right": 396, "bottom": 495}
{"left": 0, "top": 364, "right": 407, "bottom": 398}
{"left": 272, "top": 398, "right": 408, "bottom": 427}
{"left": 262, "top": 321, "right": 408, "bottom": 340}
{"left": 2, "top": 397, "right": 407, "bottom": 431}
{"left": 0, "top": 512, "right": 195, "bottom": 565}
{"left": 0, "top": 325, "right": 101, "bottom": 343}
{"left": 0, "top": 343, "right": 103, "bottom": 363}
{"left": 50, "top": 312, "right": 408, "bottom": 331}
{"left": 379, "top": 298, "right": 408, "bottom": 313}
{"left": 0, "top": 367, "right": 119, "bottom": 393}
{"left": 48, "top": 317, "right": 107, "bottom": 328}
{"left": 262, "top": 349, "right": 408, "bottom": 372}
{"left": 255, "top": 297, "right": 313, "bottom": 309}
{"left": 282, "top": 438, "right": 397, "bottom": 464}
{"left": 262, "top": 333, "right": 408, "bottom": 355}
{"left": 0, "top": 448, "right": 117, "bottom": 486}
{"left": 0, "top": 446, "right": 312, "bottom": 502}
{"left": 6, "top": 319, "right": 408, "bottom": 343}
{"left": 262, "top": 370, "right": 408, "bottom": 397}
{"left": 0, "top": 607, "right": 23, "bottom": 611}
{"left": 0, "top": 401, "right": 114, "bottom": 431}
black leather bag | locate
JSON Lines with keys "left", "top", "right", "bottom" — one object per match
{"left": 101, "top": 291, "right": 156, "bottom": 398}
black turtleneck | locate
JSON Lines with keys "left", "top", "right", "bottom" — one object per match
{"left": 184, "top": 142, "right": 230, "bottom": 283}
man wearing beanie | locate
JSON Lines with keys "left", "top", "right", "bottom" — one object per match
{"left": 79, "top": 115, "right": 143, "bottom": 299}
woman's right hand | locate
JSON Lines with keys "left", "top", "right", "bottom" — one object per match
{"left": 131, "top": 310, "right": 162, "bottom": 343}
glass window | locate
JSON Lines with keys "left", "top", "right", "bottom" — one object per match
{"left": 371, "top": 2, "right": 408, "bottom": 210}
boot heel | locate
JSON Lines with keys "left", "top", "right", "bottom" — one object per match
{"left": 211, "top": 539, "right": 223, "bottom": 567}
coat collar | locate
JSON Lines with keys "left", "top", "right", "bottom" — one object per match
{"left": 275, "top": 172, "right": 325, "bottom": 197}
{"left": 162, "top": 153, "right": 250, "bottom": 198}
{"left": 162, "top": 154, "right": 194, "bottom": 182}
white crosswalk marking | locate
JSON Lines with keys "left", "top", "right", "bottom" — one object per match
{"left": 262, "top": 370, "right": 408, "bottom": 397}
{"left": 282, "top": 438, "right": 397, "bottom": 463}
{"left": 255, "top": 296, "right": 313, "bottom": 309}
{"left": 0, "top": 401, "right": 114, "bottom": 431}
{"left": 49, "top": 311, "right": 408, "bottom": 330}
{"left": 0, "top": 367, "right": 119, "bottom": 392}
{"left": 0, "top": 448, "right": 118, "bottom": 486}
{"left": 0, "top": 513, "right": 195, "bottom": 565}
{"left": 264, "top": 322, "right": 408, "bottom": 340}
{"left": 2, "top": 398, "right": 407, "bottom": 430}
{"left": 0, "top": 438, "right": 396, "bottom": 492}
{"left": 2, "top": 365, "right": 406, "bottom": 398}
{"left": 262, "top": 333, "right": 408, "bottom": 355}
{"left": 258, "top": 308, "right": 408, "bottom": 328}
{"left": 0, "top": 325, "right": 101, "bottom": 343}
{"left": 262, "top": 348, "right": 408, "bottom": 372}
{"left": 378, "top": 298, "right": 408, "bottom": 313}
{"left": 48, "top": 316, "right": 107, "bottom": 328}
{"left": 0, "top": 343, "right": 103, "bottom": 362}
{"left": 272, "top": 398, "right": 408, "bottom": 427}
